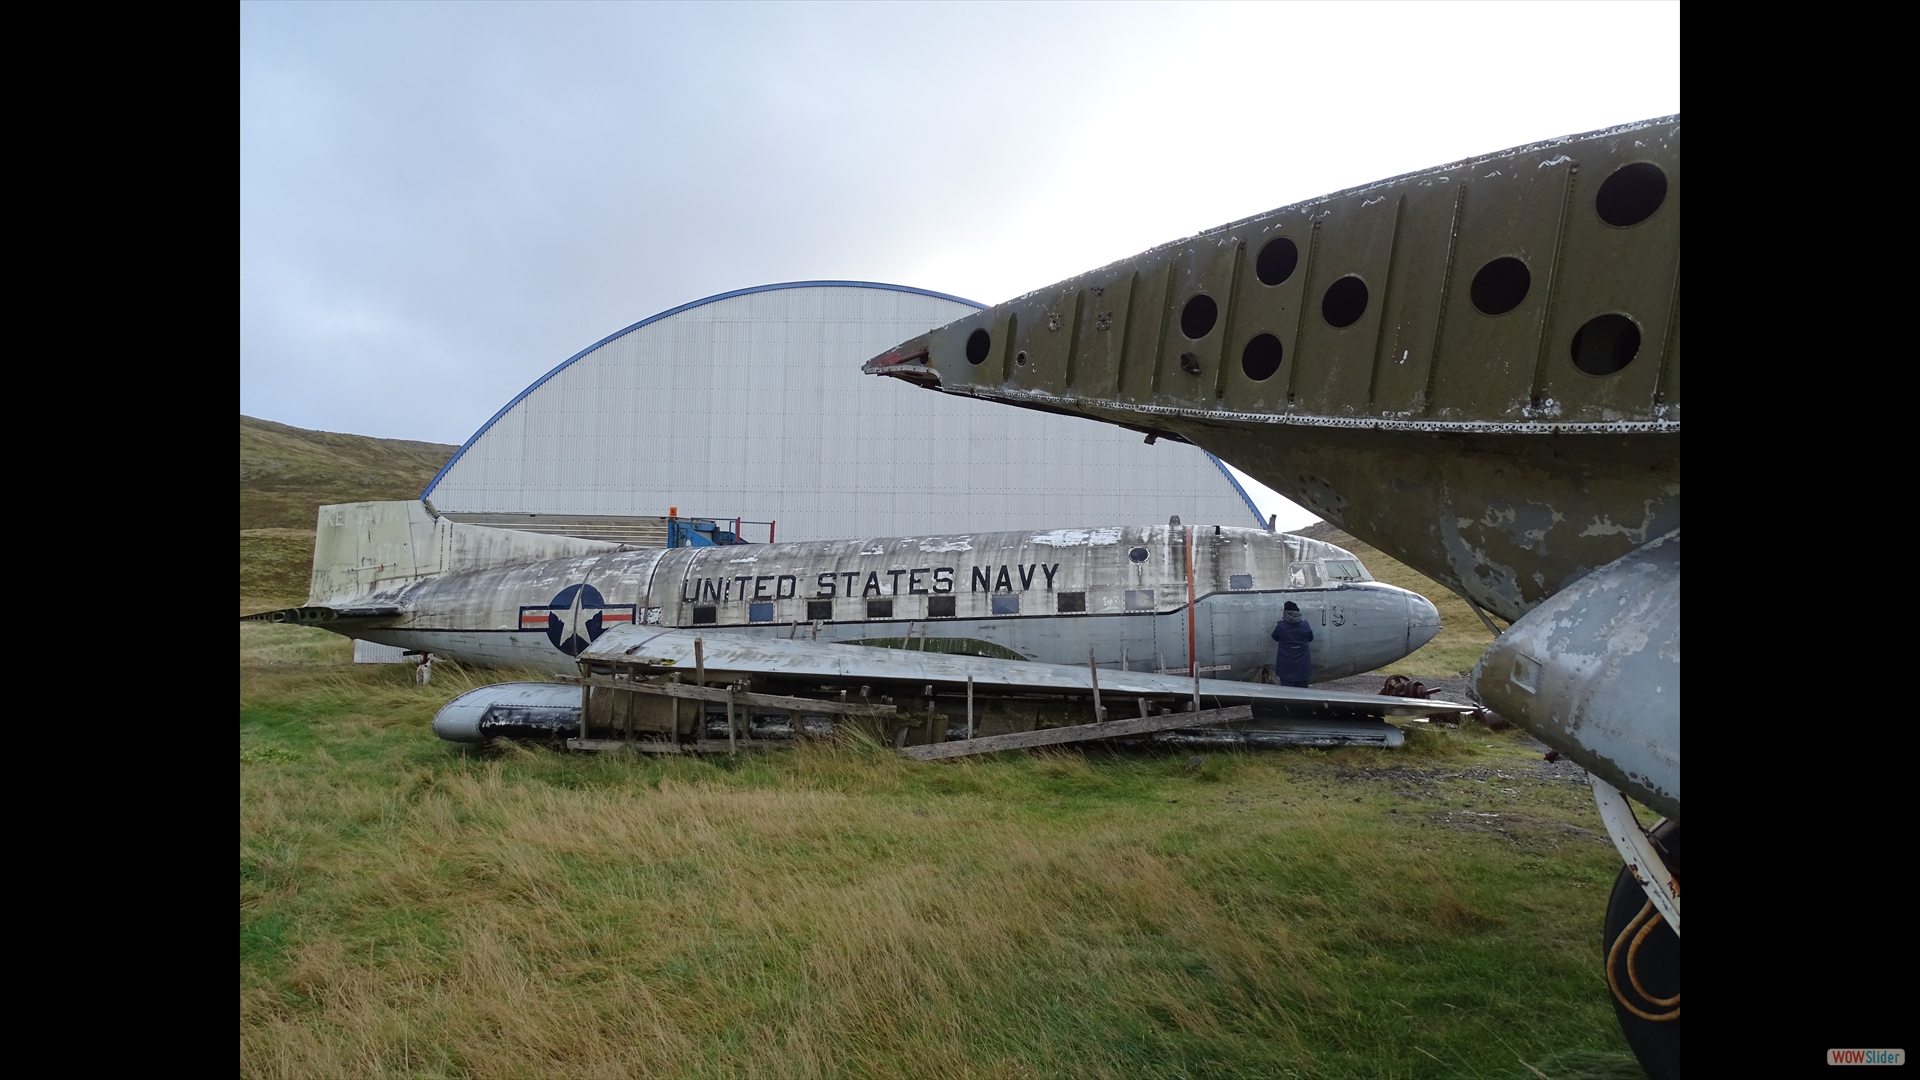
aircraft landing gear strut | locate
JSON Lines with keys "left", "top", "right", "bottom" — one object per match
{"left": 1592, "top": 776, "right": 1680, "bottom": 1079}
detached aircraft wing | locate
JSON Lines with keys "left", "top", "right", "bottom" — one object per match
{"left": 581, "top": 626, "right": 1472, "bottom": 721}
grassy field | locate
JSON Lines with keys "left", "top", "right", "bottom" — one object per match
{"left": 240, "top": 416, "right": 1643, "bottom": 1076}
{"left": 241, "top": 622, "right": 1646, "bottom": 1079}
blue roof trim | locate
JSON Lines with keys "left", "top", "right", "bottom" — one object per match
{"left": 1206, "top": 453, "right": 1270, "bottom": 529}
{"left": 421, "top": 281, "right": 987, "bottom": 499}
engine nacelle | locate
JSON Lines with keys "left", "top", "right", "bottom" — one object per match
{"left": 433, "top": 682, "right": 583, "bottom": 742}
{"left": 1473, "top": 531, "right": 1679, "bottom": 821}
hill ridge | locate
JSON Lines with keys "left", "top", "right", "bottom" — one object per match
{"left": 240, "top": 415, "right": 458, "bottom": 606}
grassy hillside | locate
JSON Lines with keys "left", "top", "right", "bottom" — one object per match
{"left": 1296, "top": 522, "right": 1506, "bottom": 680}
{"left": 241, "top": 415, "right": 458, "bottom": 532}
{"left": 240, "top": 416, "right": 457, "bottom": 609}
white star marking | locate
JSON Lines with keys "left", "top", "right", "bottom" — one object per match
{"left": 558, "top": 589, "right": 605, "bottom": 650}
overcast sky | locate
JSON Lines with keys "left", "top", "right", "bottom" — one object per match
{"left": 240, "top": 1, "right": 1678, "bottom": 527}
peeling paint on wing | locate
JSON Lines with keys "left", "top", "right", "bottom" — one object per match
{"left": 1029, "top": 528, "right": 1123, "bottom": 547}
{"left": 1478, "top": 502, "right": 1562, "bottom": 555}
{"left": 1576, "top": 495, "right": 1673, "bottom": 545}
{"left": 1439, "top": 495, "right": 1524, "bottom": 612}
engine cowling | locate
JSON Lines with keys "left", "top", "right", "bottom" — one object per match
{"left": 1472, "top": 531, "right": 1679, "bottom": 821}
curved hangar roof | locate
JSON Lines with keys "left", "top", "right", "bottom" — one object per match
{"left": 423, "top": 281, "right": 1263, "bottom": 543}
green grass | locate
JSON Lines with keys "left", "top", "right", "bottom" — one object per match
{"left": 242, "top": 530, "right": 321, "bottom": 609}
{"left": 241, "top": 627, "right": 1643, "bottom": 1079}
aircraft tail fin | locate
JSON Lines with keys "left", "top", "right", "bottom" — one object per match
{"left": 305, "top": 501, "right": 620, "bottom": 607}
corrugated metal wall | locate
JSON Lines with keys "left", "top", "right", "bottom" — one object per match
{"left": 426, "top": 283, "right": 1262, "bottom": 542}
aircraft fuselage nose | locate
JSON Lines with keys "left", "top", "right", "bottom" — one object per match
{"left": 1409, "top": 593, "right": 1441, "bottom": 651}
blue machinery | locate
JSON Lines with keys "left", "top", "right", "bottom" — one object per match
{"left": 666, "top": 513, "right": 775, "bottom": 548}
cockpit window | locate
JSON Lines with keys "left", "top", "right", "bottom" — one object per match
{"left": 1288, "top": 562, "right": 1321, "bottom": 588}
{"left": 1324, "top": 559, "right": 1364, "bottom": 582}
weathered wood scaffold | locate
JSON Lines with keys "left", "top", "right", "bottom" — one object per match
{"left": 559, "top": 638, "right": 902, "bottom": 753}
{"left": 559, "top": 636, "right": 1279, "bottom": 759}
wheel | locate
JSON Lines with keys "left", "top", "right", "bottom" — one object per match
{"left": 1603, "top": 819, "right": 1680, "bottom": 1079}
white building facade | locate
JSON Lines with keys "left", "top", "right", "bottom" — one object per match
{"left": 423, "top": 281, "right": 1263, "bottom": 543}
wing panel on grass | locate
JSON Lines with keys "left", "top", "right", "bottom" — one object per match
{"left": 582, "top": 626, "right": 1471, "bottom": 720}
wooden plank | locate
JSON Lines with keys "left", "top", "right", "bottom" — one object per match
{"left": 690, "top": 740, "right": 774, "bottom": 753}
{"left": 555, "top": 675, "right": 898, "bottom": 717}
{"left": 566, "top": 738, "right": 685, "bottom": 753}
{"left": 566, "top": 738, "right": 776, "bottom": 754}
{"left": 899, "top": 705, "right": 1254, "bottom": 761}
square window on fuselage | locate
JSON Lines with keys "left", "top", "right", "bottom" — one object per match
{"left": 927, "top": 595, "right": 956, "bottom": 618}
{"left": 1056, "top": 591, "right": 1086, "bottom": 613}
{"left": 867, "top": 599, "right": 894, "bottom": 619}
{"left": 991, "top": 594, "right": 1020, "bottom": 616}
{"left": 692, "top": 606, "right": 718, "bottom": 625}
{"left": 807, "top": 599, "right": 834, "bottom": 622}
{"left": 749, "top": 602, "right": 774, "bottom": 623}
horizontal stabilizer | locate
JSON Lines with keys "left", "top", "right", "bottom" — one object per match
{"left": 240, "top": 605, "right": 401, "bottom": 625}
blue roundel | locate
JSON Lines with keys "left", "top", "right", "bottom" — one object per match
{"left": 519, "top": 584, "right": 636, "bottom": 657}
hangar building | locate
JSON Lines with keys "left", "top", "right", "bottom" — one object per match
{"left": 422, "top": 281, "right": 1263, "bottom": 544}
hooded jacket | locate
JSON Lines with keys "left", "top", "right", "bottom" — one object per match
{"left": 1270, "top": 614, "right": 1315, "bottom": 687}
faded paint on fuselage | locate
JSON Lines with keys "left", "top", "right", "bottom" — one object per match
{"left": 347, "top": 525, "right": 1438, "bottom": 682}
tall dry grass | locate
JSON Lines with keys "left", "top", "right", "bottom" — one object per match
{"left": 243, "top": 640, "right": 1639, "bottom": 1079}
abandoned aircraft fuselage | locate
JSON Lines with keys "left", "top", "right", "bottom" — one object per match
{"left": 329, "top": 518, "right": 1438, "bottom": 683}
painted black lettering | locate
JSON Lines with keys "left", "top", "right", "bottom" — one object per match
{"left": 972, "top": 567, "right": 991, "bottom": 592}
{"left": 817, "top": 572, "right": 836, "bottom": 598}
{"left": 863, "top": 571, "right": 882, "bottom": 597}
{"left": 908, "top": 568, "right": 929, "bottom": 595}
{"left": 934, "top": 567, "right": 954, "bottom": 594}
{"left": 734, "top": 576, "right": 752, "bottom": 602}
{"left": 777, "top": 575, "right": 797, "bottom": 599}
{"left": 887, "top": 568, "right": 907, "bottom": 595}
{"left": 995, "top": 565, "right": 1012, "bottom": 593}
{"left": 754, "top": 576, "right": 773, "bottom": 600}
{"left": 1019, "top": 564, "right": 1036, "bottom": 590}
{"left": 1041, "top": 563, "right": 1059, "bottom": 589}
{"left": 702, "top": 578, "right": 720, "bottom": 602}
{"left": 683, "top": 577, "right": 700, "bottom": 603}
{"left": 842, "top": 571, "right": 860, "bottom": 598}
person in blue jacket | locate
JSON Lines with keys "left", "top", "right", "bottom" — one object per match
{"left": 1270, "top": 601, "right": 1315, "bottom": 687}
